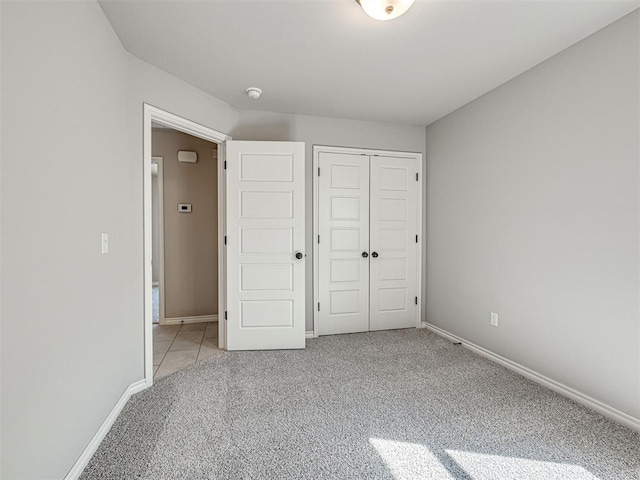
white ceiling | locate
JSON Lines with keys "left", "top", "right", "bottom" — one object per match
{"left": 99, "top": 0, "right": 639, "bottom": 126}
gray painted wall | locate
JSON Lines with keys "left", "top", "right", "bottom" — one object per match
{"left": 1, "top": 2, "right": 133, "bottom": 478}
{"left": 10, "top": 1, "right": 633, "bottom": 478}
{"left": 0, "top": 0, "right": 5, "bottom": 473}
{"left": 0, "top": 2, "right": 425, "bottom": 477}
{"left": 426, "top": 11, "right": 640, "bottom": 419}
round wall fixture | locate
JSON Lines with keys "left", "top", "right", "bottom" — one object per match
{"left": 245, "top": 87, "right": 262, "bottom": 99}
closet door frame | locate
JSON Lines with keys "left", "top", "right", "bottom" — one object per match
{"left": 312, "top": 145, "right": 423, "bottom": 338}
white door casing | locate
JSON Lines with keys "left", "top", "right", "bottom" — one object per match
{"left": 144, "top": 104, "right": 230, "bottom": 386}
{"left": 318, "top": 152, "right": 370, "bottom": 335}
{"left": 226, "top": 141, "right": 306, "bottom": 350}
{"left": 369, "top": 155, "right": 420, "bottom": 331}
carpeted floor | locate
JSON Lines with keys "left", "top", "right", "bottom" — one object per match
{"left": 81, "top": 329, "right": 639, "bottom": 479}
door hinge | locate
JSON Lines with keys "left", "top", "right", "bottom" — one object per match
{"left": 224, "top": 160, "right": 227, "bottom": 170}
{"left": 416, "top": 235, "right": 418, "bottom": 243}
{"left": 415, "top": 297, "right": 418, "bottom": 305}
{"left": 416, "top": 172, "right": 419, "bottom": 181}
{"left": 317, "top": 235, "right": 320, "bottom": 244}
{"left": 318, "top": 167, "right": 320, "bottom": 176}
{"left": 318, "top": 302, "right": 320, "bottom": 311}
{"left": 224, "top": 311, "right": 228, "bottom": 321}
{"left": 224, "top": 235, "right": 227, "bottom": 245}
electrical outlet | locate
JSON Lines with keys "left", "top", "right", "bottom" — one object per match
{"left": 490, "top": 312, "right": 499, "bottom": 327}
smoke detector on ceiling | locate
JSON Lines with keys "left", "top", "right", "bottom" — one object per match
{"left": 245, "top": 87, "right": 262, "bottom": 99}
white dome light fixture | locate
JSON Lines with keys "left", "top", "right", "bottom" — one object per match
{"left": 356, "top": 0, "right": 415, "bottom": 21}
{"left": 245, "top": 87, "right": 262, "bottom": 99}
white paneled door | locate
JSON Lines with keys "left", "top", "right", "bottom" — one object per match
{"left": 369, "top": 156, "right": 419, "bottom": 331}
{"left": 226, "top": 141, "right": 306, "bottom": 350}
{"left": 317, "top": 149, "right": 420, "bottom": 336}
{"left": 318, "top": 152, "right": 370, "bottom": 335}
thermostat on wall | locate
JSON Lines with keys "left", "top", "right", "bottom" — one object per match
{"left": 178, "top": 203, "right": 192, "bottom": 213}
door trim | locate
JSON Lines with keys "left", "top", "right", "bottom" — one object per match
{"left": 143, "top": 103, "right": 231, "bottom": 387}
{"left": 312, "top": 145, "right": 423, "bottom": 338}
{"left": 151, "top": 156, "right": 166, "bottom": 325}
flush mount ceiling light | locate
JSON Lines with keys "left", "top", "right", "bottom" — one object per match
{"left": 245, "top": 87, "right": 262, "bottom": 99}
{"left": 356, "top": 0, "right": 415, "bottom": 20}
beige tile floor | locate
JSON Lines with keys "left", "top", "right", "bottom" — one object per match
{"left": 153, "top": 322, "right": 219, "bottom": 380}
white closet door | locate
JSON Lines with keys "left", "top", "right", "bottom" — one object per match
{"left": 318, "top": 152, "right": 370, "bottom": 335}
{"left": 226, "top": 141, "right": 306, "bottom": 350}
{"left": 369, "top": 155, "right": 419, "bottom": 331}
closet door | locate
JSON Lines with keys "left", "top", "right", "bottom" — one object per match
{"left": 318, "top": 152, "right": 370, "bottom": 335}
{"left": 369, "top": 155, "right": 419, "bottom": 331}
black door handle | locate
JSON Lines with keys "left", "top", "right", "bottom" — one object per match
{"left": 362, "top": 251, "right": 369, "bottom": 258}
{"left": 295, "top": 252, "right": 303, "bottom": 260}
{"left": 371, "top": 252, "right": 379, "bottom": 258}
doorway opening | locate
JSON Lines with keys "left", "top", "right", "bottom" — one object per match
{"left": 151, "top": 128, "right": 220, "bottom": 379}
{"left": 144, "top": 104, "right": 230, "bottom": 386}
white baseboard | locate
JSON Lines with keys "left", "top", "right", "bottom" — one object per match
{"left": 161, "top": 314, "right": 218, "bottom": 325}
{"left": 64, "top": 379, "right": 147, "bottom": 480}
{"left": 305, "top": 331, "right": 316, "bottom": 339}
{"left": 424, "top": 322, "right": 640, "bottom": 433}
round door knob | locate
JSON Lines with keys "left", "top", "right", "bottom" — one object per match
{"left": 371, "top": 252, "right": 379, "bottom": 258}
{"left": 295, "top": 252, "right": 304, "bottom": 260}
{"left": 362, "top": 251, "right": 369, "bottom": 258}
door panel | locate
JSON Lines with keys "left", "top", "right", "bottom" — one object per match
{"left": 369, "top": 156, "right": 419, "bottom": 331}
{"left": 226, "top": 141, "right": 305, "bottom": 350}
{"left": 318, "top": 152, "right": 370, "bottom": 335}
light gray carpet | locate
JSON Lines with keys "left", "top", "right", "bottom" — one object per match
{"left": 81, "top": 329, "right": 639, "bottom": 479}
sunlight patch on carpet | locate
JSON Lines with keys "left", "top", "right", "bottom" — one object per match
{"left": 369, "top": 437, "right": 455, "bottom": 480}
{"left": 445, "top": 449, "right": 601, "bottom": 480}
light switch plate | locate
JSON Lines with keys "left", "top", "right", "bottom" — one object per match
{"left": 101, "top": 233, "right": 109, "bottom": 254}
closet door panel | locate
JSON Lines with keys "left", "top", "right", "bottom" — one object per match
{"left": 318, "top": 152, "right": 370, "bottom": 335}
{"left": 369, "top": 156, "right": 419, "bottom": 331}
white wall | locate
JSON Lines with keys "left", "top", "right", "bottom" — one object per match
{"left": 426, "top": 11, "right": 640, "bottom": 419}
{"left": 1, "top": 2, "right": 133, "bottom": 478}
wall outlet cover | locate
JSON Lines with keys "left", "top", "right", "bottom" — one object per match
{"left": 491, "top": 312, "right": 499, "bottom": 327}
